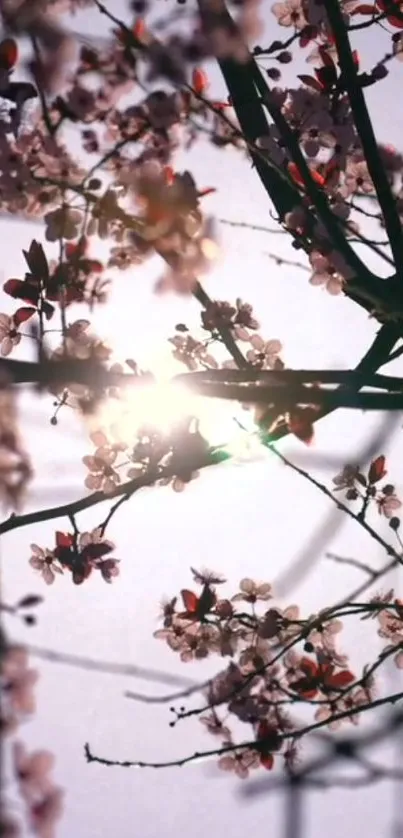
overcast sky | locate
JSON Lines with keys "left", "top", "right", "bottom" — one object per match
{"left": 2, "top": 2, "right": 403, "bottom": 837}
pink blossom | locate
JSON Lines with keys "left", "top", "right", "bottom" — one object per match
{"left": 245, "top": 337, "right": 283, "bottom": 368}
{"left": 13, "top": 741, "right": 55, "bottom": 802}
{"left": 29, "top": 544, "right": 63, "bottom": 585}
{"left": 2, "top": 646, "right": 38, "bottom": 716}
{"left": 218, "top": 746, "right": 260, "bottom": 778}
{"left": 332, "top": 464, "right": 362, "bottom": 490}
{"left": 0, "top": 314, "right": 21, "bottom": 356}
{"left": 199, "top": 712, "right": 231, "bottom": 739}
{"left": 82, "top": 430, "right": 123, "bottom": 493}
{"left": 377, "top": 493, "right": 402, "bottom": 519}
{"left": 232, "top": 578, "right": 272, "bottom": 604}
{"left": 30, "top": 786, "right": 64, "bottom": 838}
{"left": 342, "top": 158, "right": 374, "bottom": 198}
{"left": 271, "top": 0, "right": 307, "bottom": 29}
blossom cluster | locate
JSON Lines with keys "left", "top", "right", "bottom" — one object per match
{"left": 1, "top": 643, "right": 64, "bottom": 838}
{"left": 0, "top": 387, "right": 32, "bottom": 510}
{"left": 152, "top": 566, "right": 400, "bottom": 778}
{"left": 29, "top": 527, "right": 120, "bottom": 585}
{"left": 332, "top": 455, "right": 402, "bottom": 521}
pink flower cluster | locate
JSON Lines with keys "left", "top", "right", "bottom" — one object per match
{"left": 153, "top": 566, "right": 391, "bottom": 776}
{"left": 1, "top": 643, "right": 63, "bottom": 838}
{"left": 29, "top": 527, "right": 120, "bottom": 585}
{"left": 332, "top": 455, "right": 402, "bottom": 520}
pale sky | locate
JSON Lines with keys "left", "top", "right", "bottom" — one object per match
{"left": 2, "top": 2, "right": 403, "bottom": 837}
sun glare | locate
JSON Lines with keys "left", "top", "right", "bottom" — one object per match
{"left": 91, "top": 373, "right": 265, "bottom": 463}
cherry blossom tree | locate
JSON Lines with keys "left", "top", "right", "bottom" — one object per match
{"left": 2, "top": 0, "right": 403, "bottom": 834}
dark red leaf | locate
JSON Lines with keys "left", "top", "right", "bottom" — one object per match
{"left": 368, "top": 455, "right": 387, "bottom": 484}
{"left": 256, "top": 721, "right": 281, "bottom": 751}
{"left": 0, "top": 38, "right": 18, "bottom": 70}
{"left": 73, "top": 561, "right": 93, "bottom": 585}
{"left": 3, "top": 279, "right": 39, "bottom": 305}
{"left": 315, "top": 65, "right": 337, "bottom": 89}
{"left": 82, "top": 542, "right": 113, "bottom": 560}
{"left": 288, "top": 409, "right": 315, "bottom": 445}
{"left": 181, "top": 589, "right": 199, "bottom": 613}
{"left": 327, "top": 669, "right": 355, "bottom": 688}
{"left": 299, "top": 25, "right": 318, "bottom": 47}
{"left": 13, "top": 306, "right": 36, "bottom": 326}
{"left": 23, "top": 240, "right": 49, "bottom": 282}
{"left": 56, "top": 531, "right": 73, "bottom": 548}
{"left": 86, "top": 259, "right": 103, "bottom": 273}
{"left": 351, "top": 3, "right": 377, "bottom": 12}
{"left": 318, "top": 46, "right": 336, "bottom": 68}
{"left": 297, "top": 74, "right": 324, "bottom": 92}
{"left": 260, "top": 753, "right": 274, "bottom": 770}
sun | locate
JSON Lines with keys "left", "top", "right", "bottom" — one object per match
{"left": 90, "top": 367, "right": 264, "bottom": 462}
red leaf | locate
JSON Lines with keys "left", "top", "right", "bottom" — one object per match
{"left": 192, "top": 67, "right": 209, "bottom": 95}
{"left": 66, "top": 237, "right": 88, "bottom": 259}
{"left": 56, "top": 531, "right": 73, "bottom": 548}
{"left": 318, "top": 45, "right": 336, "bottom": 68}
{"left": 352, "top": 49, "right": 360, "bottom": 68}
{"left": 3, "top": 279, "right": 39, "bottom": 305}
{"left": 377, "top": 0, "right": 403, "bottom": 26}
{"left": 13, "top": 306, "right": 36, "bottom": 325}
{"left": 387, "top": 14, "right": 403, "bottom": 27}
{"left": 0, "top": 38, "right": 18, "bottom": 70}
{"left": 351, "top": 3, "right": 378, "bottom": 13}
{"left": 288, "top": 409, "right": 315, "bottom": 445}
{"left": 300, "top": 657, "right": 319, "bottom": 678}
{"left": 299, "top": 26, "right": 318, "bottom": 47}
{"left": 163, "top": 166, "right": 175, "bottom": 185}
{"left": 23, "top": 240, "right": 49, "bottom": 282}
{"left": 181, "top": 589, "right": 199, "bottom": 613}
{"left": 288, "top": 162, "right": 304, "bottom": 186}
{"left": 132, "top": 19, "right": 146, "bottom": 40}
{"left": 288, "top": 162, "right": 324, "bottom": 188}
{"left": 73, "top": 560, "right": 93, "bottom": 585}
{"left": 86, "top": 259, "right": 103, "bottom": 273}
{"left": 297, "top": 74, "right": 324, "bottom": 92}
{"left": 368, "top": 455, "right": 387, "bottom": 484}
{"left": 82, "top": 542, "right": 112, "bottom": 560}
{"left": 260, "top": 753, "right": 274, "bottom": 770}
{"left": 327, "top": 669, "right": 355, "bottom": 688}
{"left": 315, "top": 64, "right": 337, "bottom": 89}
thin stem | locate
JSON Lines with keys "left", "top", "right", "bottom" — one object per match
{"left": 83, "top": 691, "right": 403, "bottom": 769}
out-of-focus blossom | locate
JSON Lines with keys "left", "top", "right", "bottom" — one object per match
{"left": 218, "top": 746, "right": 260, "bottom": 778}
{"left": 232, "top": 578, "right": 272, "bottom": 604}
{"left": 0, "top": 313, "right": 21, "bottom": 356}
{"left": 29, "top": 544, "right": 63, "bottom": 585}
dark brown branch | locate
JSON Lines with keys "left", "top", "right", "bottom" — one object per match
{"left": 326, "top": 0, "right": 403, "bottom": 278}
{"left": 83, "top": 692, "right": 403, "bottom": 770}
